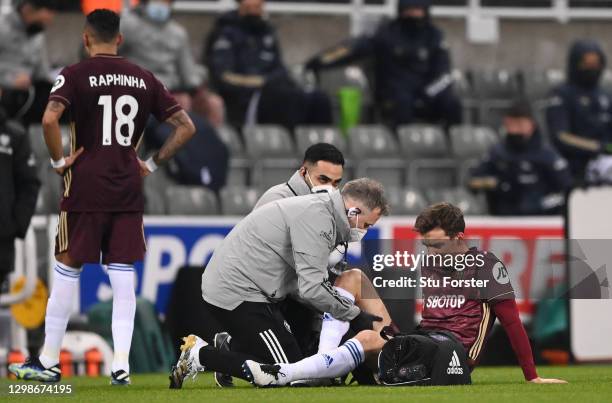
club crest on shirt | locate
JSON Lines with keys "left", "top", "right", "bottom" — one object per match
{"left": 51, "top": 75, "right": 65, "bottom": 93}
{"left": 320, "top": 229, "right": 333, "bottom": 243}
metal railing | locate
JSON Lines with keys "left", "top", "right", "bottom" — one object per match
{"left": 172, "top": 0, "right": 612, "bottom": 22}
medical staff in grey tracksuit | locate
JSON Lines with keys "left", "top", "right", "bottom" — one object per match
{"left": 188, "top": 181, "right": 386, "bottom": 382}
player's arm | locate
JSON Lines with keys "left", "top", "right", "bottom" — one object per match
{"left": 305, "top": 35, "right": 375, "bottom": 72}
{"left": 468, "top": 155, "right": 499, "bottom": 190}
{"left": 289, "top": 210, "right": 360, "bottom": 322}
{"left": 141, "top": 110, "right": 195, "bottom": 176}
{"left": 546, "top": 90, "right": 601, "bottom": 156}
{"left": 424, "top": 31, "right": 454, "bottom": 99}
{"left": 41, "top": 100, "right": 83, "bottom": 175}
{"left": 491, "top": 299, "right": 566, "bottom": 384}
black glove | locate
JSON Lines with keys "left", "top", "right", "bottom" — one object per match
{"left": 304, "top": 57, "right": 321, "bottom": 72}
{"left": 350, "top": 310, "right": 383, "bottom": 333}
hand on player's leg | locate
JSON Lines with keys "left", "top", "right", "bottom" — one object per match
{"left": 55, "top": 147, "right": 84, "bottom": 176}
{"left": 528, "top": 377, "right": 568, "bottom": 384}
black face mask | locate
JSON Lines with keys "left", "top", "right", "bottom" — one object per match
{"left": 25, "top": 22, "right": 45, "bottom": 37}
{"left": 505, "top": 133, "right": 530, "bottom": 152}
{"left": 400, "top": 16, "right": 427, "bottom": 31}
{"left": 575, "top": 68, "right": 602, "bottom": 89}
{"left": 240, "top": 15, "right": 266, "bottom": 33}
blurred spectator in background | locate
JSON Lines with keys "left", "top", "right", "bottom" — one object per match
{"left": 150, "top": 108, "right": 230, "bottom": 192}
{"left": 0, "top": 89, "right": 40, "bottom": 289}
{"left": 469, "top": 100, "right": 571, "bottom": 216}
{"left": 204, "top": 0, "right": 332, "bottom": 130}
{"left": 120, "top": 0, "right": 224, "bottom": 127}
{"left": 305, "top": 0, "right": 461, "bottom": 129}
{"left": 0, "top": 0, "right": 58, "bottom": 125}
{"left": 547, "top": 39, "right": 612, "bottom": 183}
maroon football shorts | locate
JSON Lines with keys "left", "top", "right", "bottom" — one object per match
{"left": 54, "top": 211, "right": 146, "bottom": 264}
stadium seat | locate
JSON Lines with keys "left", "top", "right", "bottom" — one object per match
{"left": 217, "top": 125, "right": 251, "bottom": 186}
{"left": 220, "top": 186, "right": 260, "bottom": 215}
{"left": 165, "top": 186, "right": 219, "bottom": 215}
{"left": 217, "top": 125, "right": 245, "bottom": 156}
{"left": 397, "top": 124, "right": 449, "bottom": 158}
{"left": 470, "top": 69, "right": 521, "bottom": 100}
{"left": 407, "top": 159, "right": 459, "bottom": 189}
{"left": 317, "top": 65, "right": 373, "bottom": 121}
{"left": 425, "top": 187, "right": 487, "bottom": 215}
{"left": 385, "top": 187, "right": 428, "bottom": 215}
{"left": 244, "top": 125, "right": 299, "bottom": 188}
{"left": 144, "top": 169, "right": 174, "bottom": 215}
{"left": 253, "top": 166, "right": 299, "bottom": 190}
{"left": 349, "top": 125, "right": 405, "bottom": 188}
{"left": 458, "top": 158, "right": 480, "bottom": 187}
{"left": 243, "top": 125, "right": 295, "bottom": 158}
{"left": 144, "top": 185, "right": 166, "bottom": 215}
{"left": 469, "top": 69, "right": 521, "bottom": 126}
{"left": 294, "top": 126, "right": 348, "bottom": 156}
{"left": 449, "top": 125, "right": 498, "bottom": 160}
{"left": 29, "top": 125, "right": 72, "bottom": 160}
{"left": 35, "top": 168, "right": 63, "bottom": 215}
{"left": 521, "top": 70, "right": 553, "bottom": 101}
{"left": 452, "top": 69, "right": 479, "bottom": 124}
{"left": 225, "top": 165, "right": 251, "bottom": 187}
{"left": 29, "top": 125, "right": 47, "bottom": 160}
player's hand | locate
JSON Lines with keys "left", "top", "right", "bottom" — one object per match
{"left": 138, "top": 158, "right": 152, "bottom": 177}
{"left": 350, "top": 310, "right": 383, "bottom": 333}
{"left": 55, "top": 147, "right": 84, "bottom": 176}
{"left": 528, "top": 377, "right": 568, "bottom": 384}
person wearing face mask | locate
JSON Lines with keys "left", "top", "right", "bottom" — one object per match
{"left": 0, "top": 89, "right": 41, "bottom": 292}
{"left": 169, "top": 178, "right": 389, "bottom": 389}
{"left": 547, "top": 39, "right": 612, "bottom": 182}
{"left": 0, "top": 0, "right": 58, "bottom": 124}
{"left": 119, "top": 0, "right": 225, "bottom": 127}
{"left": 469, "top": 100, "right": 571, "bottom": 216}
{"left": 242, "top": 202, "right": 566, "bottom": 387}
{"left": 304, "top": 0, "right": 461, "bottom": 129}
{"left": 204, "top": 0, "right": 332, "bottom": 130}
{"left": 254, "top": 143, "right": 345, "bottom": 209}
{"left": 206, "top": 144, "right": 393, "bottom": 387}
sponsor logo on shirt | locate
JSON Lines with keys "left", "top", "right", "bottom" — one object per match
{"left": 493, "top": 261, "right": 510, "bottom": 285}
{"left": 425, "top": 295, "right": 466, "bottom": 309}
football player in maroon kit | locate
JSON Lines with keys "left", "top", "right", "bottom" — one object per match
{"left": 9, "top": 9, "right": 195, "bottom": 385}
{"left": 243, "top": 202, "right": 567, "bottom": 386}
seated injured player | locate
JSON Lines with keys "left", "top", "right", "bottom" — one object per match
{"left": 243, "top": 202, "right": 567, "bottom": 386}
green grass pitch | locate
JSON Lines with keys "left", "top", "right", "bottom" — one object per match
{"left": 1, "top": 366, "right": 611, "bottom": 403}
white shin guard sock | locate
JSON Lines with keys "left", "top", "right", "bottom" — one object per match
{"left": 279, "top": 338, "right": 365, "bottom": 385}
{"left": 317, "top": 287, "right": 353, "bottom": 353}
{"left": 39, "top": 261, "right": 82, "bottom": 369}
{"left": 108, "top": 264, "right": 137, "bottom": 374}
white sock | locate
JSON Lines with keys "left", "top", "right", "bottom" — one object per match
{"left": 39, "top": 261, "right": 82, "bottom": 368}
{"left": 278, "top": 338, "right": 364, "bottom": 385}
{"left": 108, "top": 264, "right": 137, "bottom": 374}
{"left": 317, "top": 287, "right": 353, "bottom": 353}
